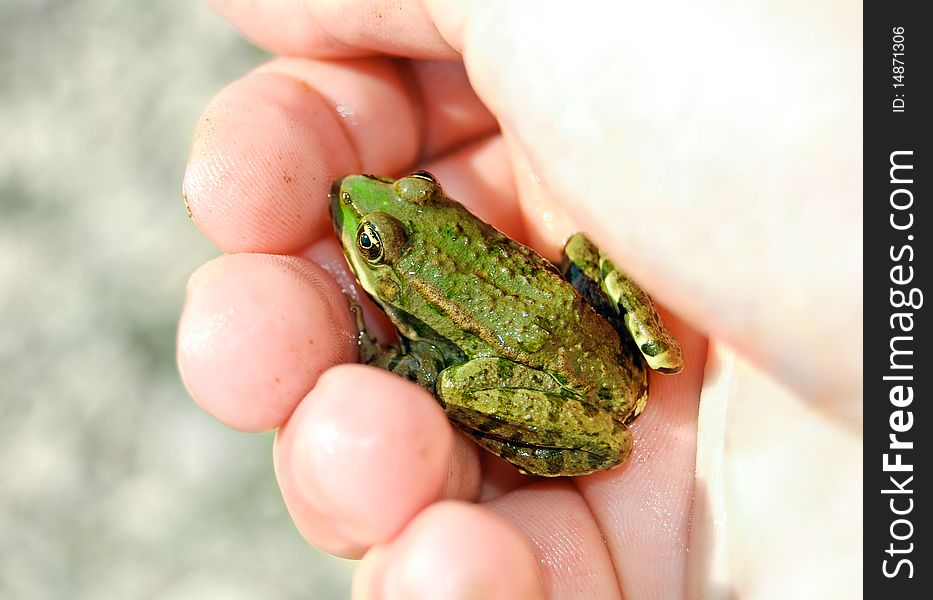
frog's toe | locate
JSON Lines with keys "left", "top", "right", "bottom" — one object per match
{"left": 640, "top": 339, "right": 684, "bottom": 373}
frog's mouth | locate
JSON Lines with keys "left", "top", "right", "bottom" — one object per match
{"left": 328, "top": 177, "right": 367, "bottom": 282}
{"left": 328, "top": 177, "right": 359, "bottom": 244}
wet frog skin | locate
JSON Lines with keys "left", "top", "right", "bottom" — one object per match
{"left": 330, "top": 172, "right": 682, "bottom": 476}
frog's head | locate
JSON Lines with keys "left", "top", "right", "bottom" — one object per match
{"left": 329, "top": 171, "right": 443, "bottom": 306}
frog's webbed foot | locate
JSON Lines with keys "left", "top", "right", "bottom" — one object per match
{"left": 351, "top": 304, "right": 444, "bottom": 391}
{"left": 437, "top": 357, "right": 632, "bottom": 476}
{"left": 561, "top": 233, "right": 683, "bottom": 373}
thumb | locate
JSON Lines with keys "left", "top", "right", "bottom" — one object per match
{"left": 438, "top": 1, "right": 861, "bottom": 418}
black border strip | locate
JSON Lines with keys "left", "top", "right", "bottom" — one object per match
{"left": 865, "top": 2, "right": 929, "bottom": 595}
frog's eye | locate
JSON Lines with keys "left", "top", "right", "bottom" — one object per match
{"left": 356, "top": 212, "right": 407, "bottom": 264}
{"left": 356, "top": 222, "right": 383, "bottom": 262}
{"left": 409, "top": 170, "right": 437, "bottom": 183}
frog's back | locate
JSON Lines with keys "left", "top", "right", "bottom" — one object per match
{"left": 396, "top": 202, "right": 647, "bottom": 417}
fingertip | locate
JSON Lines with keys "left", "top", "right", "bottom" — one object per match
{"left": 356, "top": 501, "right": 544, "bottom": 600}
{"left": 177, "top": 253, "right": 356, "bottom": 432}
{"left": 183, "top": 56, "right": 498, "bottom": 254}
{"left": 183, "top": 69, "right": 357, "bottom": 253}
{"left": 258, "top": 57, "right": 420, "bottom": 176}
{"left": 274, "top": 365, "right": 454, "bottom": 547}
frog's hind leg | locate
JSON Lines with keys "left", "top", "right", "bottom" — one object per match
{"left": 460, "top": 429, "right": 632, "bottom": 477}
{"left": 562, "top": 233, "right": 683, "bottom": 373}
{"left": 437, "top": 357, "right": 632, "bottom": 476}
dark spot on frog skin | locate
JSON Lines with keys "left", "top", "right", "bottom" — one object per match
{"left": 587, "top": 450, "right": 609, "bottom": 471}
{"left": 473, "top": 417, "right": 499, "bottom": 433}
{"left": 640, "top": 340, "right": 663, "bottom": 357}
{"left": 537, "top": 448, "right": 566, "bottom": 475}
{"left": 580, "top": 400, "right": 600, "bottom": 418}
{"left": 496, "top": 360, "right": 514, "bottom": 380}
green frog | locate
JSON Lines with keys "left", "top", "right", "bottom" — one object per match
{"left": 330, "top": 171, "right": 682, "bottom": 476}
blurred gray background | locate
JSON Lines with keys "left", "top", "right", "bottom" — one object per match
{"left": 1, "top": 1, "right": 354, "bottom": 597}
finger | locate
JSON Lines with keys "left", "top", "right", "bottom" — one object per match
{"left": 487, "top": 481, "right": 622, "bottom": 599}
{"left": 453, "top": 2, "right": 862, "bottom": 413}
{"left": 177, "top": 253, "right": 357, "bottom": 432}
{"left": 689, "top": 348, "right": 862, "bottom": 599}
{"left": 354, "top": 500, "right": 544, "bottom": 599}
{"left": 576, "top": 310, "right": 707, "bottom": 598}
{"left": 206, "top": 0, "right": 458, "bottom": 59}
{"left": 273, "top": 365, "right": 483, "bottom": 557}
{"left": 184, "top": 57, "right": 496, "bottom": 254}
{"left": 256, "top": 58, "right": 497, "bottom": 171}
{"left": 502, "top": 130, "right": 578, "bottom": 261}
{"left": 411, "top": 60, "right": 498, "bottom": 161}
{"left": 477, "top": 451, "right": 536, "bottom": 501}
{"left": 303, "top": 237, "right": 400, "bottom": 344}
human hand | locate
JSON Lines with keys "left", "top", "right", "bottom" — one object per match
{"left": 177, "top": 2, "right": 861, "bottom": 598}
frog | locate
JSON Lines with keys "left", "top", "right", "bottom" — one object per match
{"left": 329, "top": 171, "right": 683, "bottom": 476}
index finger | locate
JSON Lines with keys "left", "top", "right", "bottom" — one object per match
{"left": 183, "top": 57, "right": 497, "bottom": 253}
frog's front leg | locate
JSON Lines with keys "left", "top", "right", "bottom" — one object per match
{"left": 352, "top": 305, "right": 445, "bottom": 391}
{"left": 437, "top": 357, "right": 632, "bottom": 477}
{"left": 562, "top": 233, "right": 683, "bottom": 373}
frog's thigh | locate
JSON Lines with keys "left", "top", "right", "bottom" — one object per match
{"left": 563, "top": 233, "right": 683, "bottom": 373}
{"left": 437, "top": 358, "right": 632, "bottom": 476}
